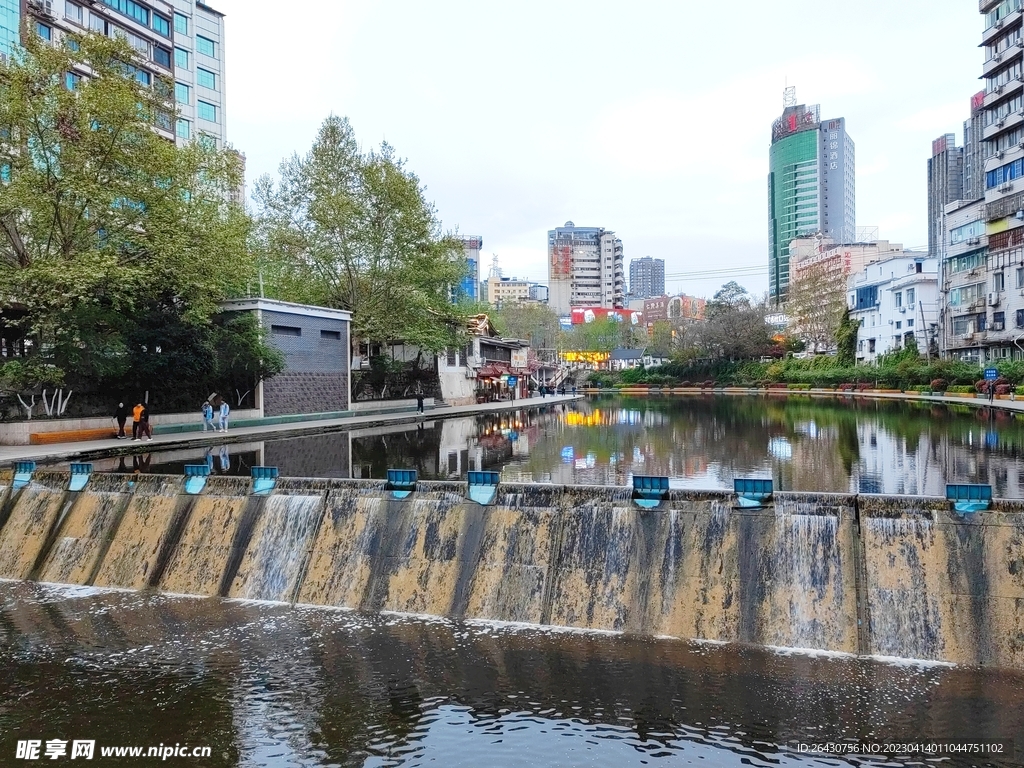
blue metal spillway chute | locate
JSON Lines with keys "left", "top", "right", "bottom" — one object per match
{"left": 12, "top": 461, "right": 36, "bottom": 491}
{"left": 467, "top": 471, "right": 500, "bottom": 506}
{"left": 734, "top": 478, "right": 773, "bottom": 509}
{"left": 633, "top": 475, "right": 669, "bottom": 509}
{"left": 947, "top": 483, "right": 992, "bottom": 514}
{"left": 386, "top": 469, "right": 417, "bottom": 500}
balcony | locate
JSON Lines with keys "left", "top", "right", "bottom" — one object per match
{"left": 984, "top": 9, "right": 1023, "bottom": 46}
{"left": 983, "top": 77, "right": 1024, "bottom": 111}
{"left": 983, "top": 0, "right": 1001, "bottom": 11}
{"left": 984, "top": 45, "right": 1024, "bottom": 78}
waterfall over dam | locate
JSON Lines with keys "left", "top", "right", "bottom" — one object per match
{"left": 1, "top": 469, "right": 1022, "bottom": 668}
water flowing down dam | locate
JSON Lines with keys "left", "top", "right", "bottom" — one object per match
{"left": 1, "top": 468, "right": 1023, "bottom": 668}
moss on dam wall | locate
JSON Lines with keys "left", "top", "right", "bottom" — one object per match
{"left": 1, "top": 471, "right": 1022, "bottom": 668}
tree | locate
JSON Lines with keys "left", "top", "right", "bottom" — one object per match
{"left": 252, "top": 116, "right": 467, "bottom": 352}
{"left": 834, "top": 308, "right": 859, "bottom": 366}
{"left": 786, "top": 260, "right": 846, "bottom": 352}
{"left": 705, "top": 281, "right": 751, "bottom": 321}
{"left": 492, "top": 302, "right": 561, "bottom": 350}
{"left": 0, "top": 32, "right": 250, "bottom": 405}
{"left": 562, "top": 317, "right": 621, "bottom": 353}
{"left": 697, "top": 283, "right": 773, "bottom": 361}
{"left": 650, "top": 320, "right": 674, "bottom": 356}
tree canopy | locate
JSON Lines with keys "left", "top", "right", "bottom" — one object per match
{"left": 252, "top": 116, "right": 469, "bottom": 352}
{"left": 0, "top": 33, "right": 270, "bottom": 413}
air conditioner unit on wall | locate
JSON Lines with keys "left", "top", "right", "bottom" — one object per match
{"left": 989, "top": 292, "right": 1000, "bottom": 306}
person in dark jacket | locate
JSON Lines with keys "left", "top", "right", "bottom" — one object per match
{"left": 113, "top": 402, "right": 129, "bottom": 439}
{"left": 416, "top": 392, "right": 425, "bottom": 414}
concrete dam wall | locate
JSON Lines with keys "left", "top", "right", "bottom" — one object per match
{"left": 0, "top": 470, "right": 1022, "bottom": 668}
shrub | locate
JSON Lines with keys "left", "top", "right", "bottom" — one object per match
{"left": 1016, "top": 386, "right": 1024, "bottom": 396}
{"left": 996, "top": 376, "right": 1010, "bottom": 387}
{"left": 975, "top": 379, "right": 991, "bottom": 393}
{"left": 997, "top": 384, "right": 1011, "bottom": 395}
{"left": 838, "top": 383, "right": 855, "bottom": 391}
{"left": 786, "top": 383, "right": 811, "bottom": 390}
{"left": 930, "top": 378, "right": 948, "bottom": 392}
{"left": 679, "top": 380, "right": 692, "bottom": 387}
{"left": 855, "top": 383, "right": 871, "bottom": 391}
{"left": 702, "top": 380, "right": 716, "bottom": 388}
{"left": 948, "top": 385, "right": 975, "bottom": 393}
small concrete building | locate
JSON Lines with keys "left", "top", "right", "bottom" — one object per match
{"left": 220, "top": 298, "right": 351, "bottom": 417}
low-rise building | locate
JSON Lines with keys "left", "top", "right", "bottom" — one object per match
{"left": 436, "top": 315, "right": 535, "bottom": 405}
{"left": 219, "top": 298, "right": 351, "bottom": 416}
{"left": 847, "top": 257, "right": 939, "bottom": 364}
{"left": 487, "top": 276, "right": 531, "bottom": 307}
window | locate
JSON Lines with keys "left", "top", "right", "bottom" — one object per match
{"left": 271, "top": 325, "right": 301, "bottom": 337}
{"left": 101, "top": 0, "right": 148, "bottom": 25}
{"left": 154, "top": 46, "right": 171, "bottom": 67}
{"left": 36, "top": 23, "right": 51, "bottom": 41}
{"left": 994, "top": 311, "right": 1006, "bottom": 331}
{"left": 1018, "top": 267, "right": 1024, "bottom": 289}
{"left": 198, "top": 133, "right": 216, "bottom": 149}
{"left": 995, "top": 271, "right": 1006, "bottom": 292}
{"left": 196, "top": 35, "right": 215, "bottom": 56}
{"left": 173, "top": 12, "right": 187, "bottom": 35}
{"left": 196, "top": 67, "right": 215, "bottom": 89}
{"left": 907, "top": 319, "right": 914, "bottom": 327}
{"left": 65, "top": 2, "right": 82, "bottom": 23}
{"left": 197, "top": 101, "right": 216, "bottom": 121}
{"left": 155, "top": 110, "right": 172, "bottom": 131}
{"left": 134, "top": 69, "right": 149, "bottom": 86}
{"left": 895, "top": 321, "right": 902, "bottom": 329}
{"left": 152, "top": 14, "right": 170, "bottom": 36}
{"left": 868, "top": 339, "right": 876, "bottom": 353}
{"left": 65, "top": 72, "right": 81, "bottom": 90}
{"left": 175, "top": 118, "right": 190, "bottom": 139}
{"left": 174, "top": 82, "right": 190, "bottom": 105}
{"left": 90, "top": 14, "right": 106, "bottom": 33}
{"left": 907, "top": 288, "right": 915, "bottom": 305}
{"left": 320, "top": 330, "right": 341, "bottom": 340}
{"left": 65, "top": 38, "right": 80, "bottom": 51}
{"left": 174, "top": 47, "right": 188, "bottom": 69}
{"left": 895, "top": 292, "right": 902, "bottom": 308}
{"left": 1017, "top": 309, "right": 1024, "bottom": 328}
{"left": 446, "top": 349, "right": 457, "bottom": 366}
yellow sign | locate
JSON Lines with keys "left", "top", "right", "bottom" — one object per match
{"left": 561, "top": 351, "right": 610, "bottom": 364}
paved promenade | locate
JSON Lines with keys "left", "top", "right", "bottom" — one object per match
{"left": 0, "top": 394, "right": 583, "bottom": 466}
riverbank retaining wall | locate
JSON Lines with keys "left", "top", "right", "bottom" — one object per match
{"left": 0, "top": 472, "right": 1020, "bottom": 668}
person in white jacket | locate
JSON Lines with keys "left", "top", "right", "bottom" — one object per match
{"left": 218, "top": 400, "right": 230, "bottom": 432}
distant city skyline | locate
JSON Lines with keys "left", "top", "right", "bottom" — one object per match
{"left": 156, "top": 1, "right": 982, "bottom": 297}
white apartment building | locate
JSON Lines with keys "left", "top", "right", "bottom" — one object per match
{"left": 848, "top": 256, "right": 939, "bottom": 364}
{"left": 487, "top": 276, "right": 531, "bottom": 307}
{"left": 547, "top": 222, "right": 625, "bottom": 315}
{"left": 24, "top": 0, "right": 228, "bottom": 149}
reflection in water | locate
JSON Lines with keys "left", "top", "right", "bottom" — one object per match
{"left": 2, "top": 582, "right": 1023, "bottom": 767}
{"left": 46, "top": 396, "right": 1024, "bottom": 496}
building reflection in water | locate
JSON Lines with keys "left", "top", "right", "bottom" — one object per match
{"left": 51, "top": 396, "right": 1024, "bottom": 496}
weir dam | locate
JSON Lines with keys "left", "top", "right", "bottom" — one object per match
{"left": 1, "top": 469, "right": 1022, "bottom": 669}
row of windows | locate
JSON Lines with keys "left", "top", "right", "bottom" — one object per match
{"left": 987, "top": 59, "right": 1022, "bottom": 93}
{"left": 988, "top": 125, "right": 1024, "bottom": 155}
{"left": 101, "top": 0, "right": 170, "bottom": 38}
{"left": 986, "top": 157, "right": 1024, "bottom": 188}
{"left": 987, "top": 23, "right": 1022, "bottom": 57}
{"left": 949, "top": 220, "right": 984, "bottom": 244}
{"left": 986, "top": 0, "right": 1021, "bottom": 31}
{"left": 948, "top": 282, "right": 985, "bottom": 306}
{"left": 946, "top": 251, "right": 984, "bottom": 273}
{"left": 986, "top": 92, "right": 1023, "bottom": 126}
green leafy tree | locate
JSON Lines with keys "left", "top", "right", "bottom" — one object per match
{"left": 0, "top": 32, "right": 249, "bottom": 401}
{"left": 834, "top": 309, "right": 859, "bottom": 366}
{"left": 252, "top": 115, "right": 466, "bottom": 352}
{"left": 492, "top": 302, "right": 561, "bottom": 349}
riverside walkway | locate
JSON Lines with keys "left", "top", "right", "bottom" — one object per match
{"left": 0, "top": 393, "right": 582, "bottom": 466}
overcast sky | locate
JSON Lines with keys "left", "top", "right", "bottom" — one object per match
{"left": 214, "top": 0, "right": 981, "bottom": 299}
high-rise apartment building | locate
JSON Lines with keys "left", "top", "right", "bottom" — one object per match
{"left": 972, "top": 0, "right": 1024, "bottom": 361}
{"left": 458, "top": 236, "right": 482, "bottom": 302}
{"left": 927, "top": 134, "right": 964, "bottom": 257}
{"left": 0, "top": 0, "right": 17, "bottom": 59}
{"left": 629, "top": 256, "right": 665, "bottom": 299}
{"left": 547, "top": 222, "right": 625, "bottom": 316}
{"left": 13, "top": 0, "right": 227, "bottom": 149}
{"left": 767, "top": 91, "right": 855, "bottom": 303}
{"left": 963, "top": 91, "right": 987, "bottom": 202}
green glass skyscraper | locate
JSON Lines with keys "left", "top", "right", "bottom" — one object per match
{"left": 768, "top": 100, "right": 855, "bottom": 302}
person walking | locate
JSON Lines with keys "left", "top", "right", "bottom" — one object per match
{"left": 990, "top": 381, "right": 997, "bottom": 403}
{"left": 113, "top": 402, "right": 129, "bottom": 439}
{"left": 218, "top": 399, "right": 230, "bottom": 432}
{"left": 131, "top": 401, "right": 145, "bottom": 441}
{"left": 138, "top": 402, "right": 152, "bottom": 441}
{"left": 416, "top": 391, "right": 425, "bottom": 414}
{"left": 202, "top": 400, "right": 217, "bottom": 432}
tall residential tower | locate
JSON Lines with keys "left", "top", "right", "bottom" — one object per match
{"left": 767, "top": 91, "right": 855, "bottom": 302}
{"left": 629, "top": 256, "right": 665, "bottom": 299}
{"left": 927, "top": 133, "right": 965, "bottom": 256}
{"left": 547, "top": 222, "right": 625, "bottom": 316}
